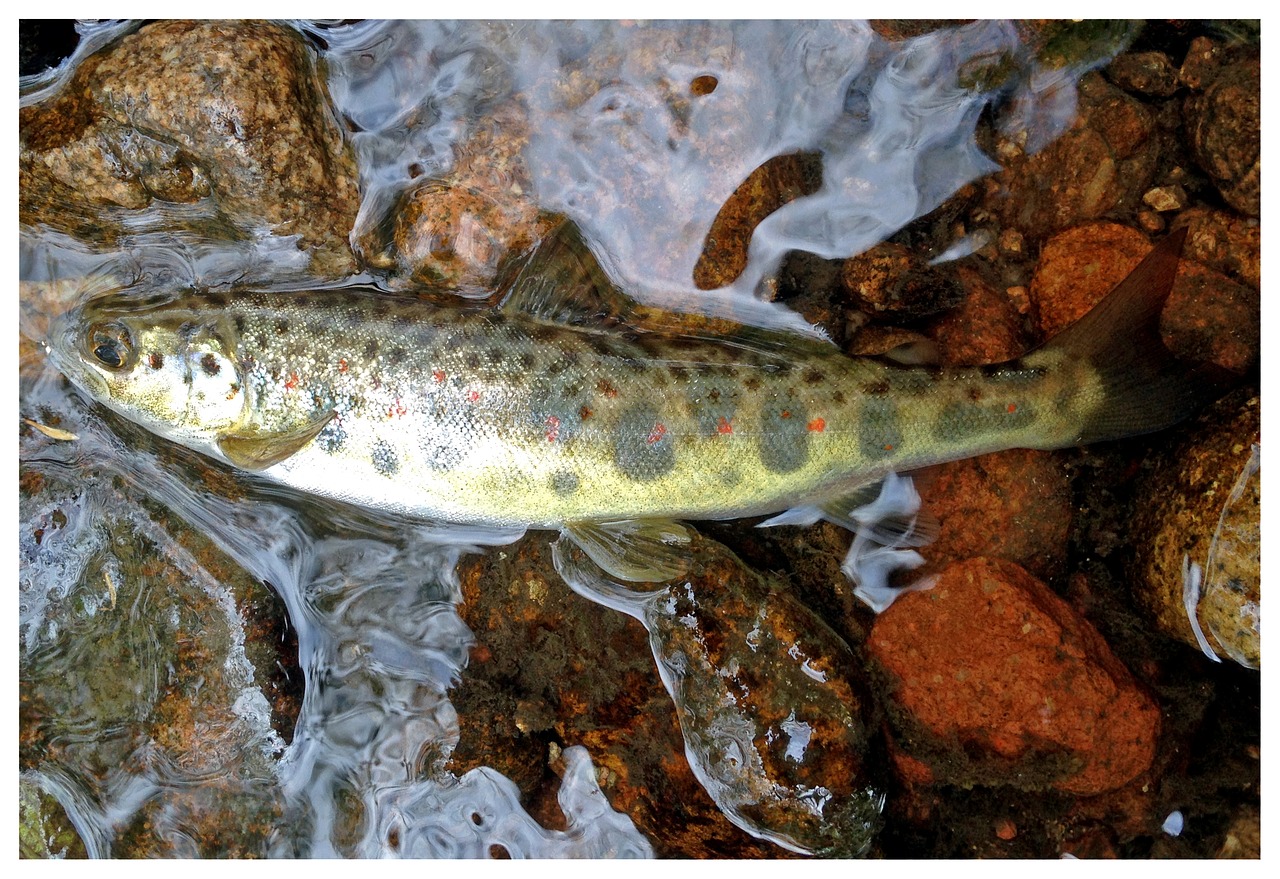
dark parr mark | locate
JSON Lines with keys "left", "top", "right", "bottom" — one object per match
{"left": 551, "top": 470, "right": 580, "bottom": 496}
{"left": 858, "top": 398, "right": 903, "bottom": 460}
{"left": 614, "top": 405, "right": 676, "bottom": 482}
{"left": 757, "top": 403, "right": 810, "bottom": 473}
{"left": 364, "top": 339, "right": 380, "bottom": 359}
{"left": 200, "top": 353, "right": 221, "bottom": 376}
{"left": 315, "top": 420, "right": 347, "bottom": 454}
{"left": 371, "top": 440, "right": 399, "bottom": 476}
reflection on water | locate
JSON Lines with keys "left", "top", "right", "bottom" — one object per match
{"left": 19, "top": 20, "right": 1125, "bottom": 857}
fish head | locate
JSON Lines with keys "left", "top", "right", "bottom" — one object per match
{"left": 46, "top": 292, "right": 248, "bottom": 447}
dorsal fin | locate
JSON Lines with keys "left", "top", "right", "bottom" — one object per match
{"left": 500, "top": 220, "right": 635, "bottom": 327}
{"left": 501, "top": 219, "right": 840, "bottom": 364}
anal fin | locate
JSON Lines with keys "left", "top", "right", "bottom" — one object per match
{"left": 217, "top": 411, "right": 335, "bottom": 470}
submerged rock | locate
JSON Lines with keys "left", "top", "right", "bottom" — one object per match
{"left": 1029, "top": 222, "right": 1259, "bottom": 374}
{"left": 1130, "top": 392, "right": 1260, "bottom": 668}
{"left": 19, "top": 433, "right": 296, "bottom": 857}
{"left": 1184, "top": 53, "right": 1260, "bottom": 217}
{"left": 868, "top": 556, "right": 1160, "bottom": 796}
{"left": 19, "top": 20, "right": 360, "bottom": 277}
{"left": 991, "top": 72, "right": 1160, "bottom": 242}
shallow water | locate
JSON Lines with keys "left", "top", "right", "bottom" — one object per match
{"left": 19, "top": 20, "right": 1133, "bottom": 857}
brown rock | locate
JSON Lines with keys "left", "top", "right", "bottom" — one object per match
{"left": 693, "top": 152, "right": 822, "bottom": 290}
{"left": 916, "top": 449, "right": 1073, "bottom": 582}
{"left": 926, "top": 264, "right": 1030, "bottom": 365}
{"left": 1029, "top": 222, "right": 1259, "bottom": 373}
{"left": 1178, "top": 36, "right": 1224, "bottom": 90}
{"left": 1106, "top": 50, "right": 1181, "bottom": 97}
{"left": 1175, "top": 206, "right": 1260, "bottom": 290}
{"left": 868, "top": 557, "right": 1161, "bottom": 795}
{"left": 449, "top": 534, "right": 790, "bottom": 858}
{"left": 840, "top": 242, "right": 966, "bottom": 319}
{"left": 19, "top": 21, "right": 360, "bottom": 277}
{"left": 1184, "top": 55, "right": 1260, "bottom": 216}
{"left": 1130, "top": 392, "right": 1260, "bottom": 667}
{"left": 991, "top": 73, "right": 1159, "bottom": 242}
{"left": 361, "top": 100, "right": 555, "bottom": 295}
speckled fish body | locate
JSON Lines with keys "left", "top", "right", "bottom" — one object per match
{"left": 45, "top": 228, "right": 1203, "bottom": 539}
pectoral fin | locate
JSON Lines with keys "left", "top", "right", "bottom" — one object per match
{"left": 217, "top": 412, "right": 335, "bottom": 470}
{"left": 562, "top": 518, "right": 692, "bottom": 583}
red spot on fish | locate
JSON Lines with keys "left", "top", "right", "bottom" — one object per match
{"left": 579, "top": 405, "right": 593, "bottom": 420}
{"left": 1007, "top": 403, "right": 1018, "bottom": 414}
{"left": 597, "top": 379, "right": 618, "bottom": 398}
{"left": 388, "top": 398, "right": 407, "bottom": 418}
{"left": 884, "top": 443, "right": 894, "bottom": 451}
{"left": 338, "top": 358, "right": 349, "bottom": 373}
{"left": 545, "top": 414, "right": 561, "bottom": 443}
{"left": 646, "top": 423, "right": 667, "bottom": 445}
{"left": 780, "top": 410, "right": 792, "bottom": 419}
{"left": 284, "top": 373, "right": 300, "bottom": 391}
{"left": 716, "top": 416, "right": 734, "bottom": 435}
{"left": 807, "top": 417, "right": 826, "bottom": 433}
{"left": 433, "top": 369, "right": 446, "bottom": 383}
{"left": 467, "top": 389, "right": 481, "bottom": 403}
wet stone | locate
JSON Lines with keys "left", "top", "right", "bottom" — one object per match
{"left": 868, "top": 557, "right": 1160, "bottom": 796}
{"left": 19, "top": 456, "right": 296, "bottom": 856}
{"left": 1129, "top": 391, "right": 1260, "bottom": 667}
{"left": 19, "top": 20, "right": 360, "bottom": 277}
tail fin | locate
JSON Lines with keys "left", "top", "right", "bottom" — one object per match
{"left": 1036, "top": 227, "right": 1223, "bottom": 444}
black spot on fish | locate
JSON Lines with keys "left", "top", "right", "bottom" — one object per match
{"left": 802, "top": 366, "right": 825, "bottom": 385}
{"left": 364, "top": 339, "right": 380, "bottom": 359}
{"left": 547, "top": 358, "right": 568, "bottom": 376}
{"left": 294, "top": 294, "right": 313, "bottom": 308}
{"left": 832, "top": 389, "right": 846, "bottom": 405}
{"left": 614, "top": 405, "right": 676, "bottom": 482}
{"left": 862, "top": 379, "right": 890, "bottom": 396}
{"left": 372, "top": 300, "right": 391, "bottom": 318}
{"left": 275, "top": 318, "right": 290, "bottom": 334}
{"left": 487, "top": 347, "right": 505, "bottom": 364}
{"left": 757, "top": 404, "right": 810, "bottom": 473}
{"left": 465, "top": 352, "right": 482, "bottom": 369}
{"left": 147, "top": 352, "right": 164, "bottom": 370}
{"left": 420, "top": 433, "right": 465, "bottom": 471}
{"left": 389, "top": 346, "right": 407, "bottom": 362}
{"left": 392, "top": 312, "right": 412, "bottom": 328}
{"left": 233, "top": 316, "right": 247, "bottom": 334}
{"left": 520, "top": 352, "right": 536, "bottom": 370}
{"left": 743, "top": 375, "right": 763, "bottom": 391}
{"left": 551, "top": 470, "right": 580, "bottom": 495}
{"left": 200, "top": 353, "right": 221, "bottom": 376}
{"left": 669, "top": 365, "right": 689, "bottom": 382}
{"left": 256, "top": 333, "right": 268, "bottom": 348}
{"left": 315, "top": 420, "right": 347, "bottom": 453}
{"left": 371, "top": 440, "right": 399, "bottom": 476}
{"left": 859, "top": 398, "right": 903, "bottom": 460}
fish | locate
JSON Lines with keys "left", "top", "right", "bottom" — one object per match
{"left": 45, "top": 224, "right": 1213, "bottom": 586}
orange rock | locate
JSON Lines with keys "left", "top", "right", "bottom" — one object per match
{"left": 867, "top": 557, "right": 1160, "bottom": 796}
{"left": 916, "top": 449, "right": 1073, "bottom": 582}
{"left": 1030, "top": 222, "right": 1258, "bottom": 373}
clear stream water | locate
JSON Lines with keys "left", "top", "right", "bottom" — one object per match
{"left": 18, "top": 20, "right": 1125, "bottom": 857}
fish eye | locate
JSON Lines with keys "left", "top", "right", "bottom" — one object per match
{"left": 87, "top": 322, "right": 134, "bottom": 371}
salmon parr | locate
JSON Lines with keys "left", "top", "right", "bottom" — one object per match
{"left": 45, "top": 226, "right": 1210, "bottom": 583}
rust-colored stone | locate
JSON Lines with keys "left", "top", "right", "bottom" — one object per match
{"left": 1029, "top": 222, "right": 1258, "bottom": 373}
{"left": 868, "top": 557, "right": 1161, "bottom": 795}
{"left": 916, "top": 449, "right": 1073, "bottom": 582}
